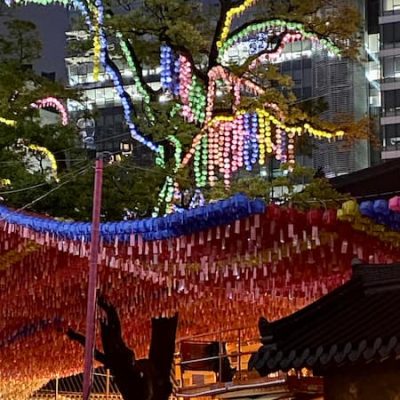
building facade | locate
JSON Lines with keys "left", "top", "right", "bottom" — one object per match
{"left": 379, "top": 0, "right": 400, "bottom": 160}
{"left": 65, "top": 29, "right": 160, "bottom": 154}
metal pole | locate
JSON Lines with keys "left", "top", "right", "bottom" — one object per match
{"left": 218, "top": 331, "right": 222, "bottom": 384}
{"left": 106, "top": 369, "right": 110, "bottom": 400}
{"left": 238, "top": 329, "right": 242, "bottom": 377}
{"left": 83, "top": 155, "right": 104, "bottom": 400}
{"left": 55, "top": 376, "right": 59, "bottom": 400}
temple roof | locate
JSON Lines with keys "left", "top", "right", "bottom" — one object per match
{"left": 330, "top": 158, "right": 400, "bottom": 199}
{"left": 249, "top": 263, "right": 400, "bottom": 376}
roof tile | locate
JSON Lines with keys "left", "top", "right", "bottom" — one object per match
{"left": 249, "top": 263, "right": 400, "bottom": 375}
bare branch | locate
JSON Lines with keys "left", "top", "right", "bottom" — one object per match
{"left": 208, "top": 0, "right": 232, "bottom": 70}
{"left": 66, "top": 328, "right": 108, "bottom": 365}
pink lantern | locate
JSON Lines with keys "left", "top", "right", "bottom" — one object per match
{"left": 389, "top": 196, "right": 400, "bottom": 212}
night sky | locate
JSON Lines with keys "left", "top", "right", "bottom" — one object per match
{"left": 1, "top": 4, "right": 69, "bottom": 81}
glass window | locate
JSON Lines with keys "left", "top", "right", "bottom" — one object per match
{"left": 383, "top": 124, "right": 400, "bottom": 149}
{"left": 383, "top": 0, "right": 400, "bottom": 12}
{"left": 383, "top": 55, "right": 400, "bottom": 80}
{"left": 292, "top": 69, "right": 302, "bottom": 81}
{"left": 382, "top": 22, "right": 400, "bottom": 48}
{"left": 104, "top": 114, "right": 114, "bottom": 127}
{"left": 383, "top": 89, "right": 400, "bottom": 116}
{"left": 303, "top": 68, "right": 312, "bottom": 86}
{"left": 303, "top": 59, "right": 312, "bottom": 69}
{"left": 293, "top": 60, "right": 302, "bottom": 70}
{"left": 303, "top": 87, "right": 312, "bottom": 99}
{"left": 77, "top": 64, "right": 87, "bottom": 75}
{"left": 281, "top": 62, "right": 291, "bottom": 72}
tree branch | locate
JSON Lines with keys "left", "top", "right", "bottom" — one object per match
{"left": 235, "top": 31, "right": 287, "bottom": 76}
{"left": 208, "top": 0, "right": 232, "bottom": 70}
{"left": 66, "top": 328, "right": 108, "bottom": 365}
{"left": 123, "top": 36, "right": 161, "bottom": 100}
{"left": 106, "top": 9, "right": 161, "bottom": 102}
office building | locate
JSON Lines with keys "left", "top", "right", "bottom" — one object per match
{"left": 379, "top": 0, "right": 400, "bottom": 159}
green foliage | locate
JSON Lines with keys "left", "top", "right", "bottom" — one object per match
{"left": 205, "top": 163, "right": 348, "bottom": 210}
{"left": 0, "top": 19, "right": 42, "bottom": 64}
{"left": 290, "top": 177, "right": 350, "bottom": 209}
{"left": 0, "top": 19, "right": 87, "bottom": 214}
{"left": 106, "top": 0, "right": 211, "bottom": 67}
{"left": 3, "top": 156, "right": 164, "bottom": 220}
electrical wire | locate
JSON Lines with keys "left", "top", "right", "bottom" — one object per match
{"left": 0, "top": 161, "right": 89, "bottom": 195}
{"left": 0, "top": 158, "right": 87, "bottom": 165}
{"left": 0, "top": 181, "right": 49, "bottom": 195}
{"left": 0, "top": 166, "right": 90, "bottom": 225}
{"left": 18, "top": 167, "right": 89, "bottom": 211}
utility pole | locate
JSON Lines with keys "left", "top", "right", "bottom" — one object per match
{"left": 83, "top": 153, "right": 104, "bottom": 400}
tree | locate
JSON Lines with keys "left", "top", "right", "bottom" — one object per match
{"left": 4, "top": 0, "right": 371, "bottom": 219}
{"left": 0, "top": 18, "right": 88, "bottom": 212}
{"left": 101, "top": 0, "right": 370, "bottom": 211}
{"left": 0, "top": 19, "right": 42, "bottom": 65}
{"left": 67, "top": 296, "right": 178, "bottom": 400}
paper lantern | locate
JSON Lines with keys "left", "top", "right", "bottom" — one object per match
{"left": 267, "top": 204, "right": 281, "bottom": 221}
{"left": 359, "top": 201, "right": 374, "bottom": 218}
{"left": 342, "top": 200, "right": 359, "bottom": 218}
{"left": 322, "top": 209, "right": 337, "bottom": 226}
{"left": 389, "top": 196, "right": 400, "bottom": 213}
{"left": 373, "top": 199, "right": 390, "bottom": 216}
{"left": 307, "top": 209, "right": 322, "bottom": 226}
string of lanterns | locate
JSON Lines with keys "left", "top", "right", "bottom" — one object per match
{"left": 0, "top": 117, "right": 16, "bottom": 126}
{"left": 31, "top": 97, "right": 69, "bottom": 126}
{"left": 178, "top": 108, "right": 344, "bottom": 188}
{"left": 1, "top": 195, "right": 400, "bottom": 392}
{"left": 1, "top": 97, "right": 68, "bottom": 127}
{"left": 6, "top": 0, "right": 162, "bottom": 155}
{"left": 217, "top": 19, "right": 341, "bottom": 66}
{"left": 217, "top": 0, "right": 260, "bottom": 48}
{"left": 26, "top": 144, "right": 59, "bottom": 181}
{"left": 118, "top": 32, "right": 155, "bottom": 122}
{"left": 6, "top": 0, "right": 350, "bottom": 210}
{"left": 1, "top": 194, "right": 400, "bottom": 253}
{"left": 160, "top": 44, "right": 180, "bottom": 96}
{"left": 6, "top": 0, "right": 349, "bottom": 202}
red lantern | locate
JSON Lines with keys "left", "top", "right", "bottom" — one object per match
{"left": 306, "top": 209, "right": 322, "bottom": 227}
{"left": 286, "top": 207, "right": 298, "bottom": 223}
{"left": 322, "top": 209, "right": 337, "bottom": 226}
{"left": 267, "top": 204, "right": 282, "bottom": 221}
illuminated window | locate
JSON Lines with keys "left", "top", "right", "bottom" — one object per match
{"left": 384, "top": 0, "right": 400, "bottom": 12}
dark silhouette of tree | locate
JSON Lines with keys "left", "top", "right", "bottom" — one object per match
{"left": 67, "top": 296, "right": 178, "bottom": 400}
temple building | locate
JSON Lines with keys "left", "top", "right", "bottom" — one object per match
{"left": 249, "top": 262, "right": 400, "bottom": 399}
